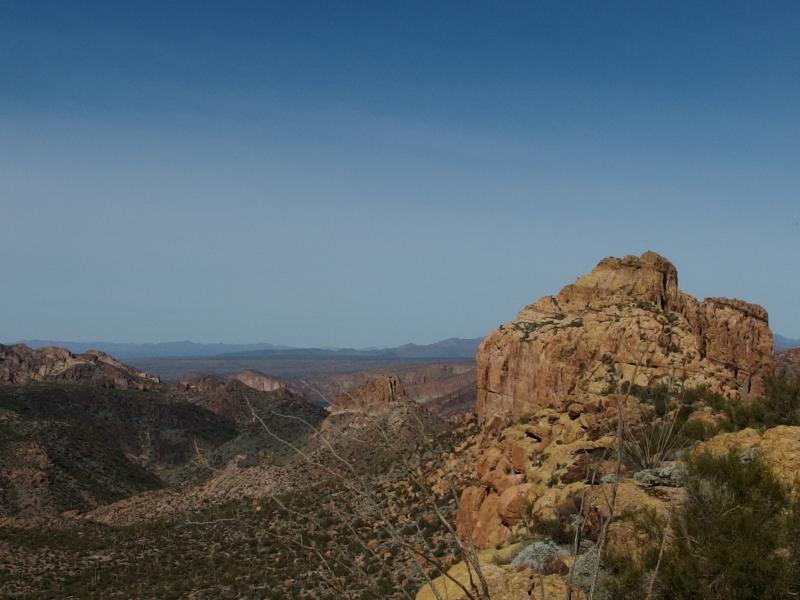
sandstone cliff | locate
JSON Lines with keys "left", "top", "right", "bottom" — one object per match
{"left": 476, "top": 251, "right": 773, "bottom": 426}
{"left": 0, "top": 343, "right": 160, "bottom": 390}
{"left": 330, "top": 374, "right": 408, "bottom": 413}
{"left": 230, "top": 369, "right": 284, "bottom": 392}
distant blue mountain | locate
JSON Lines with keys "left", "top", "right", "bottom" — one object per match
{"left": 15, "top": 336, "right": 484, "bottom": 360}
{"left": 206, "top": 337, "right": 484, "bottom": 360}
{"left": 16, "top": 340, "right": 292, "bottom": 359}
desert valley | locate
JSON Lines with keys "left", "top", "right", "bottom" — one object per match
{"left": 3, "top": 252, "right": 800, "bottom": 599}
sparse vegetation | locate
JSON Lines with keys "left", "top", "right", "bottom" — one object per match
{"left": 719, "top": 376, "right": 800, "bottom": 430}
{"left": 658, "top": 449, "right": 800, "bottom": 599}
{"left": 621, "top": 413, "right": 683, "bottom": 470}
{"left": 596, "top": 450, "right": 800, "bottom": 600}
{"left": 0, "top": 391, "right": 484, "bottom": 599}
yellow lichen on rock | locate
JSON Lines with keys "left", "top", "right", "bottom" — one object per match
{"left": 415, "top": 543, "right": 586, "bottom": 600}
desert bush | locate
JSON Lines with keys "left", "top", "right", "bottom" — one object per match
{"left": 590, "top": 507, "right": 667, "bottom": 599}
{"left": 599, "top": 451, "right": 800, "bottom": 599}
{"left": 721, "top": 375, "right": 800, "bottom": 431}
{"left": 621, "top": 413, "right": 684, "bottom": 470}
{"left": 677, "top": 417, "right": 714, "bottom": 442}
{"left": 619, "top": 382, "right": 673, "bottom": 415}
{"left": 657, "top": 449, "right": 800, "bottom": 600}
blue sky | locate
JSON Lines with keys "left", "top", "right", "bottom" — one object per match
{"left": 2, "top": 1, "right": 799, "bottom": 346}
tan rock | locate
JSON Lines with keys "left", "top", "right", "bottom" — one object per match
{"left": 229, "top": 369, "right": 283, "bottom": 392}
{"left": 457, "top": 486, "right": 511, "bottom": 549}
{"left": 695, "top": 425, "right": 800, "bottom": 492}
{"left": 475, "top": 252, "right": 773, "bottom": 425}
{"left": 415, "top": 544, "right": 586, "bottom": 600}
{"left": 497, "top": 483, "right": 532, "bottom": 525}
{"left": 329, "top": 374, "right": 407, "bottom": 413}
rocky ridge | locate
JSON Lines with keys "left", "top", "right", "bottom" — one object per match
{"left": 456, "top": 251, "right": 775, "bottom": 565}
{"left": 329, "top": 374, "right": 408, "bottom": 413}
{"left": 0, "top": 343, "right": 160, "bottom": 390}
{"left": 416, "top": 252, "right": 788, "bottom": 599}
{"left": 229, "top": 368, "right": 284, "bottom": 392}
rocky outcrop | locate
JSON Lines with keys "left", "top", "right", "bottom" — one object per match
{"left": 460, "top": 252, "right": 774, "bottom": 550}
{"left": 476, "top": 252, "right": 774, "bottom": 426}
{"left": 0, "top": 344, "right": 160, "bottom": 390}
{"left": 776, "top": 348, "right": 800, "bottom": 377}
{"left": 456, "top": 395, "right": 659, "bottom": 548}
{"left": 330, "top": 374, "right": 407, "bottom": 413}
{"left": 230, "top": 369, "right": 284, "bottom": 392}
{"left": 416, "top": 542, "right": 587, "bottom": 600}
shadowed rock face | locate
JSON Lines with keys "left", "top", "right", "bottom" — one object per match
{"left": 0, "top": 344, "right": 160, "bottom": 390}
{"left": 777, "top": 348, "right": 800, "bottom": 377}
{"left": 475, "top": 251, "right": 774, "bottom": 426}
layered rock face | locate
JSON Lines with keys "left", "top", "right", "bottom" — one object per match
{"left": 476, "top": 251, "right": 774, "bottom": 426}
{"left": 0, "top": 344, "right": 160, "bottom": 390}
{"left": 330, "top": 374, "right": 407, "bottom": 413}
{"left": 230, "top": 369, "right": 284, "bottom": 392}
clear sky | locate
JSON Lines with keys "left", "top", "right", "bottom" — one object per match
{"left": 2, "top": 1, "right": 799, "bottom": 346}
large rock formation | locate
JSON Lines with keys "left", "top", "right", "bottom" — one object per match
{"left": 460, "top": 252, "right": 774, "bottom": 550}
{"left": 329, "top": 374, "right": 407, "bottom": 413}
{"left": 476, "top": 252, "right": 774, "bottom": 426}
{"left": 0, "top": 344, "right": 160, "bottom": 390}
{"left": 229, "top": 369, "right": 284, "bottom": 392}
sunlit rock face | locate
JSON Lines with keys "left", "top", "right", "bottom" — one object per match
{"left": 459, "top": 251, "right": 774, "bottom": 550}
{"left": 475, "top": 251, "right": 773, "bottom": 427}
{"left": 0, "top": 343, "right": 160, "bottom": 390}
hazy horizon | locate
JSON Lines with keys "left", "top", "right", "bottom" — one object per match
{"left": 3, "top": 2, "right": 799, "bottom": 346}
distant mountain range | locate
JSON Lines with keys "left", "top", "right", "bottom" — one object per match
{"left": 16, "top": 337, "right": 484, "bottom": 360}
{"left": 16, "top": 340, "right": 293, "bottom": 359}
{"left": 775, "top": 334, "right": 800, "bottom": 351}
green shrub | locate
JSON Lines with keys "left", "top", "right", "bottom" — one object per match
{"left": 658, "top": 449, "right": 800, "bottom": 599}
{"left": 622, "top": 414, "right": 685, "bottom": 470}
{"left": 621, "top": 382, "right": 673, "bottom": 415}
{"left": 600, "top": 508, "right": 668, "bottom": 599}
{"left": 722, "top": 376, "right": 800, "bottom": 430}
{"left": 678, "top": 417, "right": 715, "bottom": 442}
